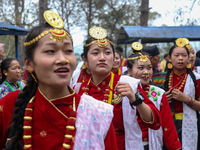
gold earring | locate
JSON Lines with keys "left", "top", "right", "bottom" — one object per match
{"left": 167, "top": 63, "right": 173, "bottom": 69}
{"left": 4, "top": 73, "right": 7, "bottom": 76}
{"left": 66, "top": 59, "right": 70, "bottom": 64}
{"left": 28, "top": 68, "right": 37, "bottom": 83}
{"left": 186, "top": 63, "right": 191, "bottom": 69}
{"left": 82, "top": 64, "right": 87, "bottom": 69}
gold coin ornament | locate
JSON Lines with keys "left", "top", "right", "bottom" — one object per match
{"left": 112, "top": 93, "right": 123, "bottom": 104}
{"left": 183, "top": 38, "right": 189, "bottom": 45}
{"left": 24, "top": 10, "right": 73, "bottom": 47}
{"left": 84, "top": 26, "right": 112, "bottom": 48}
{"left": 132, "top": 42, "right": 143, "bottom": 51}
{"left": 89, "top": 27, "right": 107, "bottom": 40}
{"left": 44, "top": 10, "right": 64, "bottom": 29}
{"left": 186, "top": 44, "right": 192, "bottom": 50}
{"left": 175, "top": 38, "right": 186, "bottom": 47}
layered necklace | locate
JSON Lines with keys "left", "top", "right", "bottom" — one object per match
{"left": 84, "top": 72, "right": 122, "bottom": 105}
{"left": 23, "top": 95, "right": 77, "bottom": 150}
{"left": 5, "top": 80, "right": 23, "bottom": 91}
{"left": 168, "top": 70, "right": 187, "bottom": 91}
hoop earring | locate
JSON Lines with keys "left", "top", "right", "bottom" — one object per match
{"left": 186, "top": 63, "right": 191, "bottom": 69}
{"left": 167, "top": 63, "right": 173, "bottom": 69}
{"left": 28, "top": 68, "right": 37, "bottom": 83}
{"left": 66, "top": 59, "right": 70, "bottom": 64}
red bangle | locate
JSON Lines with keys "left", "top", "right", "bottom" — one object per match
{"left": 188, "top": 98, "right": 195, "bottom": 107}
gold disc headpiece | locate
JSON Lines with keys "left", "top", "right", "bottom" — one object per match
{"left": 84, "top": 26, "right": 113, "bottom": 47}
{"left": 182, "top": 38, "right": 193, "bottom": 50}
{"left": 132, "top": 42, "right": 143, "bottom": 51}
{"left": 24, "top": 10, "right": 72, "bottom": 47}
{"left": 175, "top": 38, "right": 187, "bottom": 47}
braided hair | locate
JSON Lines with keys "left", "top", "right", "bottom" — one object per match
{"left": 164, "top": 45, "right": 197, "bottom": 94}
{"left": 9, "top": 23, "right": 73, "bottom": 149}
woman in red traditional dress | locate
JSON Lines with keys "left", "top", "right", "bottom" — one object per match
{"left": 0, "top": 10, "right": 117, "bottom": 150}
{"left": 75, "top": 26, "right": 162, "bottom": 150}
{"left": 164, "top": 38, "right": 200, "bottom": 150}
{"left": 127, "top": 42, "right": 181, "bottom": 150}
{"left": 112, "top": 50, "right": 127, "bottom": 75}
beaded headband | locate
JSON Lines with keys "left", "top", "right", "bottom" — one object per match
{"left": 84, "top": 26, "right": 113, "bottom": 47}
{"left": 24, "top": 10, "right": 72, "bottom": 47}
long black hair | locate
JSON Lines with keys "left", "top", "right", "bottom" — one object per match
{"left": 0, "top": 58, "right": 18, "bottom": 84}
{"left": 164, "top": 45, "right": 197, "bottom": 94}
{"left": 9, "top": 23, "right": 72, "bottom": 149}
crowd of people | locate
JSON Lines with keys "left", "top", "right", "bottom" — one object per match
{"left": 0, "top": 10, "right": 200, "bottom": 150}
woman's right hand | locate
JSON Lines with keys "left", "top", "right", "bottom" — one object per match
{"left": 165, "top": 90, "right": 173, "bottom": 103}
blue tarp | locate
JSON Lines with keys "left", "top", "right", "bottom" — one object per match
{"left": 117, "top": 26, "right": 200, "bottom": 44}
{"left": 0, "top": 22, "right": 29, "bottom": 60}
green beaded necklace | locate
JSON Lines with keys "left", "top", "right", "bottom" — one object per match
{"left": 5, "top": 80, "right": 23, "bottom": 91}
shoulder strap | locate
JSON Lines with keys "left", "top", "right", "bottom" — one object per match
{"left": 74, "top": 83, "right": 82, "bottom": 94}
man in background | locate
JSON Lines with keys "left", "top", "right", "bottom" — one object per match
{"left": 160, "top": 54, "right": 169, "bottom": 72}
{"left": 143, "top": 45, "right": 160, "bottom": 74}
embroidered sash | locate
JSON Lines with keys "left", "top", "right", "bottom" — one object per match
{"left": 120, "top": 75, "right": 144, "bottom": 150}
{"left": 182, "top": 72, "right": 200, "bottom": 149}
{"left": 74, "top": 94, "right": 114, "bottom": 150}
{"left": 148, "top": 85, "right": 164, "bottom": 150}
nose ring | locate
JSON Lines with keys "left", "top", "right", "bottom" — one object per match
{"left": 66, "top": 59, "right": 70, "bottom": 64}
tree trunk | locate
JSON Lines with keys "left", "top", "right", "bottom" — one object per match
{"left": 140, "top": 0, "right": 149, "bottom": 26}
{"left": 39, "top": 0, "right": 48, "bottom": 24}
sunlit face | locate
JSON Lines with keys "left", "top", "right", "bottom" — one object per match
{"left": 5, "top": 60, "right": 21, "bottom": 83}
{"left": 86, "top": 42, "right": 114, "bottom": 75}
{"left": 112, "top": 52, "right": 121, "bottom": 71}
{"left": 189, "top": 48, "right": 196, "bottom": 66}
{"left": 128, "top": 59, "right": 153, "bottom": 86}
{"left": 28, "top": 32, "right": 76, "bottom": 89}
{"left": 169, "top": 47, "right": 189, "bottom": 71}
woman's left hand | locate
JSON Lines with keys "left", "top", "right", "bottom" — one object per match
{"left": 115, "top": 81, "right": 136, "bottom": 103}
{"left": 171, "top": 89, "right": 189, "bottom": 103}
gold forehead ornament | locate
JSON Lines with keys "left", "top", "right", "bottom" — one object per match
{"left": 84, "top": 26, "right": 113, "bottom": 47}
{"left": 24, "top": 10, "right": 72, "bottom": 47}
{"left": 128, "top": 52, "right": 149, "bottom": 62}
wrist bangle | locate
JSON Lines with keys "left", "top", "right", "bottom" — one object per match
{"left": 186, "top": 97, "right": 191, "bottom": 104}
{"left": 192, "top": 100, "right": 196, "bottom": 107}
{"left": 188, "top": 98, "right": 195, "bottom": 107}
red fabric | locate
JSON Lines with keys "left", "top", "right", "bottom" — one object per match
{"left": 172, "top": 72, "right": 200, "bottom": 112}
{"left": 0, "top": 88, "right": 117, "bottom": 150}
{"left": 78, "top": 74, "right": 161, "bottom": 150}
{"left": 77, "top": 69, "right": 91, "bottom": 83}
{"left": 22, "top": 69, "right": 29, "bottom": 81}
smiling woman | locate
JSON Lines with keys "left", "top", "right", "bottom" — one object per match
{"left": 0, "top": 10, "right": 117, "bottom": 150}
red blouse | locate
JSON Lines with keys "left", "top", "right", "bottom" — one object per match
{"left": 0, "top": 88, "right": 117, "bottom": 150}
